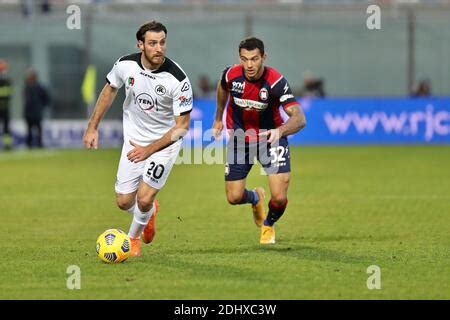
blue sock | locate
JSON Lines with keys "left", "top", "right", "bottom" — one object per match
{"left": 238, "top": 189, "right": 259, "bottom": 205}
{"left": 251, "top": 190, "right": 259, "bottom": 205}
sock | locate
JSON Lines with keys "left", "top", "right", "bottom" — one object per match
{"left": 237, "top": 189, "right": 259, "bottom": 205}
{"left": 128, "top": 203, "right": 155, "bottom": 239}
{"left": 126, "top": 202, "right": 136, "bottom": 215}
{"left": 264, "top": 198, "right": 288, "bottom": 226}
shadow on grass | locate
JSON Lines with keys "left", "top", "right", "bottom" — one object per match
{"left": 156, "top": 241, "right": 376, "bottom": 265}
{"left": 300, "top": 233, "right": 400, "bottom": 243}
{"left": 258, "top": 244, "right": 372, "bottom": 264}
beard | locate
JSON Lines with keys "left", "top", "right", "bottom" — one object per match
{"left": 143, "top": 50, "right": 165, "bottom": 66}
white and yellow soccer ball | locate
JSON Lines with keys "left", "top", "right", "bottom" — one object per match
{"left": 96, "top": 229, "right": 130, "bottom": 263}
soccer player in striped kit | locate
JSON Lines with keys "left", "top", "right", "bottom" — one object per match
{"left": 212, "top": 37, "right": 306, "bottom": 244}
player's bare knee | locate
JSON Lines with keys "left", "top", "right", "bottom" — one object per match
{"left": 226, "top": 193, "right": 242, "bottom": 205}
{"left": 137, "top": 196, "right": 154, "bottom": 212}
{"left": 116, "top": 197, "right": 133, "bottom": 211}
{"left": 271, "top": 195, "right": 287, "bottom": 207}
{"left": 137, "top": 200, "right": 152, "bottom": 212}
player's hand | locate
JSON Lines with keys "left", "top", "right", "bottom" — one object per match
{"left": 212, "top": 120, "right": 224, "bottom": 139}
{"left": 83, "top": 128, "right": 99, "bottom": 149}
{"left": 127, "top": 140, "right": 153, "bottom": 163}
{"left": 259, "top": 128, "right": 281, "bottom": 144}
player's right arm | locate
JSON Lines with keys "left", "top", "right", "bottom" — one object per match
{"left": 83, "top": 83, "right": 118, "bottom": 149}
{"left": 212, "top": 73, "right": 229, "bottom": 139}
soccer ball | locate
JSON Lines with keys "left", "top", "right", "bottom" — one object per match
{"left": 96, "top": 229, "right": 130, "bottom": 263}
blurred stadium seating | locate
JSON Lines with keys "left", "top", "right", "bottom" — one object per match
{"left": 0, "top": 0, "right": 449, "bottom": 146}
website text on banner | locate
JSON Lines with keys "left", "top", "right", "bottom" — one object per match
{"left": 3, "top": 97, "right": 449, "bottom": 148}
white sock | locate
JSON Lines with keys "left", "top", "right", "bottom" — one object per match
{"left": 126, "top": 202, "right": 136, "bottom": 215}
{"left": 128, "top": 203, "right": 155, "bottom": 239}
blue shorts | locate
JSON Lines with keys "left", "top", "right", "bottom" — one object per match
{"left": 225, "top": 135, "right": 291, "bottom": 181}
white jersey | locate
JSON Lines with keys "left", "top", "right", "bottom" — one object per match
{"left": 106, "top": 53, "right": 193, "bottom": 144}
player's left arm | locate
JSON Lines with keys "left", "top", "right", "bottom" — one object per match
{"left": 260, "top": 104, "right": 306, "bottom": 144}
{"left": 127, "top": 112, "right": 190, "bottom": 163}
{"left": 279, "top": 103, "right": 306, "bottom": 137}
{"left": 259, "top": 77, "right": 306, "bottom": 143}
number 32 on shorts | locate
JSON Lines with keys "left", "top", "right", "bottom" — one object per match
{"left": 269, "top": 145, "right": 289, "bottom": 166}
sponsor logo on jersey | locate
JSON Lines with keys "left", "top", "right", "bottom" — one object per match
{"left": 179, "top": 95, "right": 193, "bottom": 108}
{"left": 231, "top": 81, "right": 245, "bottom": 94}
{"left": 181, "top": 82, "right": 190, "bottom": 92}
{"left": 280, "top": 94, "right": 294, "bottom": 103}
{"left": 259, "top": 88, "right": 269, "bottom": 101}
{"left": 136, "top": 93, "right": 157, "bottom": 111}
{"left": 140, "top": 71, "right": 156, "bottom": 80}
{"left": 233, "top": 97, "right": 268, "bottom": 111}
{"left": 155, "top": 84, "right": 166, "bottom": 96}
{"left": 128, "top": 77, "right": 135, "bottom": 86}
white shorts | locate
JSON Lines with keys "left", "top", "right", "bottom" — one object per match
{"left": 115, "top": 139, "right": 181, "bottom": 194}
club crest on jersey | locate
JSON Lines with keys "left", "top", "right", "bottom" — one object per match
{"left": 259, "top": 88, "right": 269, "bottom": 101}
{"left": 128, "top": 77, "right": 135, "bottom": 86}
{"left": 155, "top": 84, "right": 166, "bottom": 96}
{"left": 135, "top": 93, "right": 157, "bottom": 112}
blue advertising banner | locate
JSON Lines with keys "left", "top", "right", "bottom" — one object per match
{"left": 194, "top": 97, "right": 450, "bottom": 145}
{"left": 4, "top": 97, "right": 449, "bottom": 149}
{"left": 297, "top": 97, "right": 450, "bottom": 144}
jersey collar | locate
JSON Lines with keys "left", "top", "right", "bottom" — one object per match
{"left": 140, "top": 54, "right": 166, "bottom": 72}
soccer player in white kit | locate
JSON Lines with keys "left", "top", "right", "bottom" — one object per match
{"left": 83, "top": 21, "right": 193, "bottom": 256}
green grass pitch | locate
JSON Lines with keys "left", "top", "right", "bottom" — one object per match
{"left": 0, "top": 145, "right": 449, "bottom": 299}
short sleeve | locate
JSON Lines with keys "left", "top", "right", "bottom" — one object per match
{"left": 106, "top": 60, "right": 125, "bottom": 89}
{"left": 220, "top": 66, "right": 231, "bottom": 90}
{"left": 172, "top": 78, "right": 193, "bottom": 116}
{"left": 271, "top": 77, "right": 298, "bottom": 110}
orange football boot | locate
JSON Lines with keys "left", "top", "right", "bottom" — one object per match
{"left": 130, "top": 237, "right": 140, "bottom": 256}
{"left": 252, "top": 187, "right": 265, "bottom": 227}
{"left": 142, "top": 200, "right": 159, "bottom": 244}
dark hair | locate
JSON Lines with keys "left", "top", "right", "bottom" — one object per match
{"left": 136, "top": 21, "right": 167, "bottom": 42}
{"left": 239, "top": 37, "right": 265, "bottom": 55}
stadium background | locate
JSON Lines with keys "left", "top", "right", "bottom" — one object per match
{"left": 1, "top": 0, "right": 450, "bottom": 300}
{"left": 0, "top": 0, "right": 449, "bottom": 146}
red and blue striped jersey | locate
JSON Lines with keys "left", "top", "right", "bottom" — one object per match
{"left": 221, "top": 64, "right": 298, "bottom": 141}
